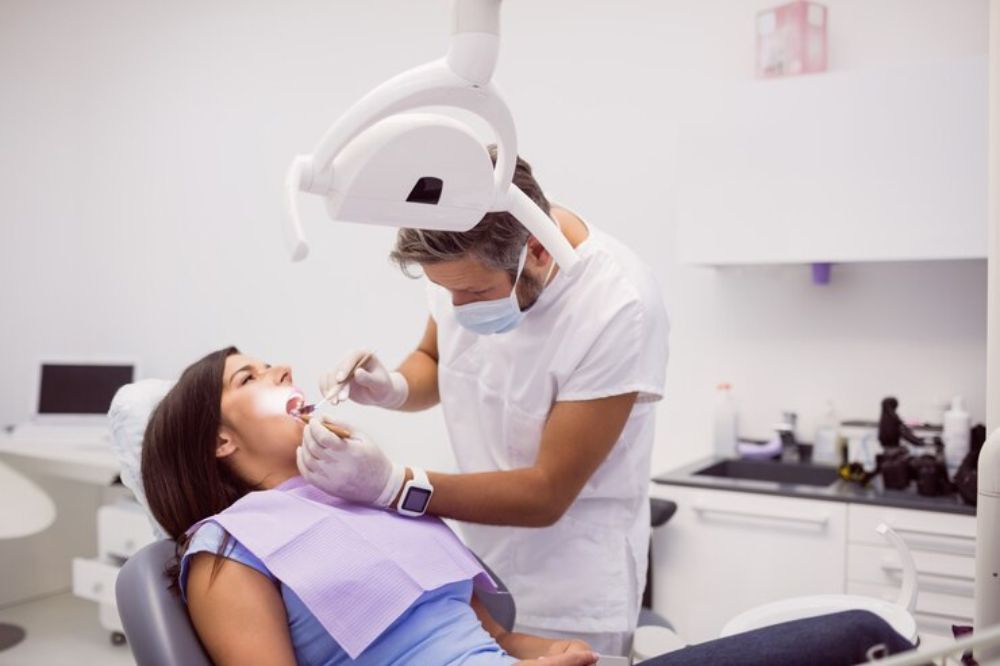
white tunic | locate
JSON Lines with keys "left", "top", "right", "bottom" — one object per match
{"left": 429, "top": 223, "right": 670, "bottom": 633}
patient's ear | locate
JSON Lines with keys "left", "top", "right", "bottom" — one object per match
{"left": 216, "top": 428, "right": 237, "bottom": 459}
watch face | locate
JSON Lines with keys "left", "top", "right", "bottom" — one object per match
{"left": 402, "top": 487, "right": 432, "bottom": 513}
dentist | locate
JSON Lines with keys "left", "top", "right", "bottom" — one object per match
{"left": 298, "top": 149, "right": 669, "bottom": 655}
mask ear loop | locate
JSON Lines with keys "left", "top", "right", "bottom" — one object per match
{"left": 511, "top": 212, "right": 561, "bottom": 310}
{"left": 508, "top": 242, "right": 530, "bottom": 311}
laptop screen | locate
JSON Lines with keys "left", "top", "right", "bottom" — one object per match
{"left": 38, "top": 364, "right": 135, "bottom": 415}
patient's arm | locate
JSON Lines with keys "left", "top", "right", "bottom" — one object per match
{"left": 186, "top": 553, "right": 297, "bottom": 666}
{"left": 470, "top": 595, "right": 594, "bottom": 662}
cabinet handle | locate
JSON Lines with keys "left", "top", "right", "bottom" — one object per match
{"left": 890, "top": 525, "right": 975, "bottom": 542}
{"left": 913, "top": 609, "right": 974, "bottom": 623}
{"left": 694, "top": 504, "right": 829, "bottom": 528}
{"left": 889, "top": 525, "right": 975, "bottom": 556}
{"left": 881, "top": 561, "right": 975, "bottom": 584}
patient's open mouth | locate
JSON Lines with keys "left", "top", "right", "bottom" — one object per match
{"left": 286, "top": 393, "right": 306, "bottom": 417}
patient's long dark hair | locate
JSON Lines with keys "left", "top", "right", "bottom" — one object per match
{"left": 141, "top": 346, "right": 254, "bottom": 589}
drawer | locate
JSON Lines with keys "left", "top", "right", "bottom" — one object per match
{"left": 848, "top": 581, "right": 973, "bottom": 627}
{"left": 72, "top": 557, "right": 120, "bottom": 606}
{"left": 847, "top": 543, "right": 975, "bottom": 598}
{"left": 848, "top": 504, "right": 975, "bottom": 556}
{"left": 98, "top": 502, "right": 157, "bottom": 558}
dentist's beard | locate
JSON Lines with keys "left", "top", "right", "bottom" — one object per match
{"left": 515, "top": 272, "right": 545, "bottom": 312}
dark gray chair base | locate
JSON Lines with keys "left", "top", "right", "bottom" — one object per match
{"left": 0, "top": 623, "right": 26, "bottom": 651}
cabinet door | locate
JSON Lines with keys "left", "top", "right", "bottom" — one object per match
{"left": 847, "top": 504, "right": 976, "bottom": 643}
{"left": 676, "top": 58, "right": 987, "bottom": 265}
{"left": 651, "top": 486, "right": 847, "bottom": 643}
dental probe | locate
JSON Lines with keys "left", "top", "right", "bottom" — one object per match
{"left": 295, "top": 352, "right": 374, "bottom": 417}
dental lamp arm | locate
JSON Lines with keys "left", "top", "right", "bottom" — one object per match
{"left": 447, "top": 0, "right": 501, "bottom": 85}
{"left": 975, "top": 427, "right": 1000, "bottom": 654}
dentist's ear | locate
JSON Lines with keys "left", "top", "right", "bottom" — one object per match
{"left": 216, "top": 430, "right": 237, "bottom": 458}
{"left": 526, "top": 235, "right": 552, "bottom": 268}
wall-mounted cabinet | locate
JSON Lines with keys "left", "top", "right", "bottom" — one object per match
{"left": 676, "top": 57, "right": 987, "bottom": 265}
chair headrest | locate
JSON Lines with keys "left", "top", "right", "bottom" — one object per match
{"left": 108, "top": 379, "right": 174, "bottom": 538}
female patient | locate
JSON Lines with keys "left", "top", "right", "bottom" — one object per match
{"left": 142, "top": 346, "right": 914, "bottom": 666}
{"left": 141, "top": 346, "right": 596, "bottom": 666}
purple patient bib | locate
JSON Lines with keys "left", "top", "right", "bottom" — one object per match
{"left": 187, "top": 476, "right": 495, "bottom": 658}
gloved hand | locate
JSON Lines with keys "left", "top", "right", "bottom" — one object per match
{"left": 297, "top": 416, "right": 406, "bottom": 508}
{"left": 321, "top": 350, "right": 409, "bottom": 409}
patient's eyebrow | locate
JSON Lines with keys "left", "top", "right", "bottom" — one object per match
{"left": 229, "top": 365, "right": 253, "bottom": 386}
{"left": 229, "top": 363, "right": 271, "bottom": 386}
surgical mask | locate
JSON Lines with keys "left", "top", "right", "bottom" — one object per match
{"left": 454, "top": 244, "right": 530, "bottom": 335}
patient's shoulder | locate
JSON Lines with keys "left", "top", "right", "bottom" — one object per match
{"left": 180, "top": 522, "right": 275, "bottom": 602}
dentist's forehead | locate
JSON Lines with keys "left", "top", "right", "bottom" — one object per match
{"left": 423, "top": 256, "right": 505, "bottom": 290}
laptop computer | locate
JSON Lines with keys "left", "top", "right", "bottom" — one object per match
{"left": 12, "top": 361, "right": 136, "bottom": 441}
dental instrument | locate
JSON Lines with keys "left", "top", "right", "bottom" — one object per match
{"left": 283, "top": 0, "right": 580, "bottom": 273}
{"left": 299, "top": 413, "right": 352, "bottom": 440}
{"left": 295, "top": 352, "right": 373, "bottom": 418}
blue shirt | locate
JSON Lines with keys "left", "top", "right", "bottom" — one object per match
{"left": 180, "top": 523, "right": 517, "bottom": 665}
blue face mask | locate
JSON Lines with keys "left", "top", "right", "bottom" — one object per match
{"left": 453, "top": 245, "right": 529, "bottom": 335}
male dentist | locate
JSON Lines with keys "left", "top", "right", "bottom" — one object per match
{"left": 298, "top": 149, "right": 669, "bottom": 655}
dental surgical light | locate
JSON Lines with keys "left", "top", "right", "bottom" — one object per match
{"left": 284, "top": 0, "right": 579, "bottom": 271}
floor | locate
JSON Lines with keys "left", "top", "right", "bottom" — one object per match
{"left": 0, "top": 593, "right": 134, "bottom": 666}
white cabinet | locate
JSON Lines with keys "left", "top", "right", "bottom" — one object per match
{"left": 72, "top": 499, "right": 157, "bottom": 635}
{"left": 846, "top": 504, "right": 976, "bottom": 643}
{"left": 676, "top": 58, "right": 987, "bottom": 265}
{"left": 650, "top": 485, "right": 847, "bottom": 643}
{"left": 650, "top": 483, "right": 977, "bottom": 647}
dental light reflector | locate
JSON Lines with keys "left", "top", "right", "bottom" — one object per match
{"left": 284, "top": 0, "right": 580, "bottom": 272}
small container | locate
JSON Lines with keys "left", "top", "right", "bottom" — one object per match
{"left": 942, "top": 396, "right": 971, "bottom": 475}
{"left": 813, "top": 401, "right": 839, "bottom": 465}
{"left": 713, "top": 383, "right": 738, "bottom": 458}
{"left": 756, "top": 1, "right": 828, "bottom": 78}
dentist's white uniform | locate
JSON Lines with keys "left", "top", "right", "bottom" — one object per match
{"left": 428, "top": 221, "right": 669, "bottom": 649}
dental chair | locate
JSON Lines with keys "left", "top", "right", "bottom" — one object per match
{"left": 115, "top": 539, "right": 517, "bottom": 666}
{"left": 114, "top": 501, "right": 679, "bottom": 666}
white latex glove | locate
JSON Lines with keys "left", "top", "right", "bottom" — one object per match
{"left": 297, "top": 416, "right": 406, "bottom": 508}
{"left": 320, "top": 350, "right": 409, "bottom": 409}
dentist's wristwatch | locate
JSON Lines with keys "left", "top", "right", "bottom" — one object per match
{"left": 396, "top": 467, "right": 434, "bottom": 518}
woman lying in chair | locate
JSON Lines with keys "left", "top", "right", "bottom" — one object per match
{"left": 142, "top": 346, "right": 597, "bottom": 666}
{"left": 142, "top": 346, "right": 915, "bottom": 666}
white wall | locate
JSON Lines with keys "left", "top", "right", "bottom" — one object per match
{"left": 0, "top": 0, "right": 988, "bottom": 502}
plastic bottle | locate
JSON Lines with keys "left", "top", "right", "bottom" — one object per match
{"left": 813, "top": 401, "right": 839, "bottom": 465}
{"left": 942, "top": 396, "right": 971, "bottom": 474}
{"left": 713, "top": 383, "right": 738, "bottom": 459}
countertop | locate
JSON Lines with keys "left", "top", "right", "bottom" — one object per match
{"left": 653, "top": 456, "right": 976, "bottom": 516}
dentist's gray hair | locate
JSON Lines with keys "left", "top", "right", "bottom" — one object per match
{"left": 390, "top": 145, "right": 551, "bottom": 280}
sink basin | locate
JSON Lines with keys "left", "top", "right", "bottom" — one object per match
{"left": 694, "top": 459, "right": 840, "bottom": 487}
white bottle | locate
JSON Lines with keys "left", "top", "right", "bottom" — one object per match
{"left": 713, "top": 383, "right": 738, "bottom": 459}
{"left": 813, "top": 401, "right": 839, "bottom": 465}
{"left": 943, "top": 396, "right": 971, "bottom": 474}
